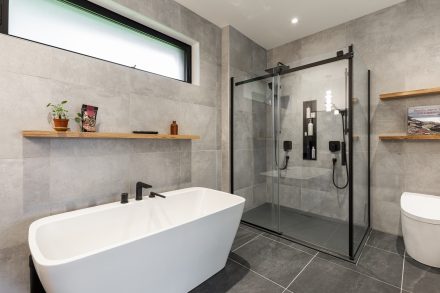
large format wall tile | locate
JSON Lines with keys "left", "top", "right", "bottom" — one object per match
{"left": 50, "top": 155, "right": 131, "bottom": 202}
{"left": 180, "top": 102, "right": 218, "bottom": 151}
{"left": 191, "top": 150, "right": 218, "bottom": 189}
{"left": 0, "top": 244, "right": 30, "bottom": 293}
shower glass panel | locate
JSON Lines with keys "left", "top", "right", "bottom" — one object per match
{"left": 277, "top": 59, "right": 350, "bottom": 256}
{"left": 232, "top": 46, "right": 370, "bottom": 260}
{"left": 352, "top": 50, "right": 370, "bottom": 254}
{"left": 232, "top": 75, "right": 280, "bottom": 232}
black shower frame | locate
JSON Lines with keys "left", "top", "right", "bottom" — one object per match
{"left": 0, "top": 0, "right": 192, "bottom": 83}
{"left": 230, "top": 45, "right": 371, "bottom": 262}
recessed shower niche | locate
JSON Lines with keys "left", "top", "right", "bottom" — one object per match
{"left": 303, "top": 100, "right": 317, "bottom": 160}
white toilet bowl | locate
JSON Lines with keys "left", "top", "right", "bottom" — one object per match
{"left": 401, "top": 192, "right": 440, "bottom": 268}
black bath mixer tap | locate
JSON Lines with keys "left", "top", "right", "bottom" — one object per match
{"left": 136, "top": 182, "right": 152, "bottom": 200}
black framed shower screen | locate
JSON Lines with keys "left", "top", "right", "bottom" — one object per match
{"left": 230, "top": 45, "right": 371, "bottom": 261}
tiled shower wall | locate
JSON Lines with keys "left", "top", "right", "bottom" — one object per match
{"left": 0, "top": 0, "right": 221, "bottom": 291}
{"left": 273, "top": 62, "right": 351, "bottom": 222}
{"left": 221, "top": 26, "right": 268, "bottom": 210}
{"left": 267, "top": 0, "right": 440, "bottom": 235}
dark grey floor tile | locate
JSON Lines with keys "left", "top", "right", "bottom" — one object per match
{"left": 242, "top": 204, "right": 280, "bottom": 231}
{"left": 356, "top": 246, "right": 404, "bottom": 288}
{"left": 231, "top": 227, "right": 259, "bottom": 251}
{"left": 367, "top": 230, "right": 405, "bottom": 255}
{"left": 289, "top": 257, "right": 401, "bottom": 293}
{"left": 324, "top": 224, "right": 368, "bottom": 256}
{"left": 242, "top": 203, "right": 356, "bottom": 253}
{"left": 230, "top": 236, "right": 313, "bottom": 287}
{"left": 318, "top": 246, "right": 404, "bottom": 288}
{"left": 281, "top": 215, "right": 338, "bottom": 247}
{"left": 261, "top": 232, "right": 317, "bottom": 255}
{"left": 403, "top": 256, "right": 440, "bottom": 293}
{"left": 190, "top": 259, "right": 284, "bottom": 293}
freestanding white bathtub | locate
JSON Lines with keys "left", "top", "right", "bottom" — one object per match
{"left": 28, "top": 187, "right": 245, "bottom": 293}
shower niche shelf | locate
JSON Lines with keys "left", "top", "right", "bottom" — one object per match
{"left": 380, "top": 87, "right": 440, "bottom": 100}
{"left": 303, "top": 100, "right": 317, "bottom": 160}
{"left": 379, "top": 134, "right": 440, "bottom": 141}
{"left": 22, "top": 130, "right": 200, "bottom": 140}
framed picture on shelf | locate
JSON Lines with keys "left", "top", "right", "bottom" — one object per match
{"left": 407, "top": 105, "right": 440, "bottom": 135}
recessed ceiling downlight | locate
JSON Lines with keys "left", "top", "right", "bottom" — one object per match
{"left": 291, "top": 17, "right": 299, "bottom": 24}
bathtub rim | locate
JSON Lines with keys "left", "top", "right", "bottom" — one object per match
{"left": 29, "top": 187, "right": 245, "bottom": 267}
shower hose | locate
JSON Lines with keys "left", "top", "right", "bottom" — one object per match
{"left": 332, "top": 113, "right": 349, "bottom": 189}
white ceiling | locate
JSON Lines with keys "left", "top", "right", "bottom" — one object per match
{"left": 174, "top": 0, "right": 406, "bottom": 49}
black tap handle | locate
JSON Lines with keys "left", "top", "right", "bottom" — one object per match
{"left": 149, "top": 192, "right": 166, "bottom": 198}
{"left": 121, "top": 193, "right": 128, "bottom": 204}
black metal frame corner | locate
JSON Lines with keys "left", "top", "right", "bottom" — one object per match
{"left": 230, "top": 77, "right": 235, "bottom": 193}
{"left": 348, "top": 45, "right": 354, "bottom": 259}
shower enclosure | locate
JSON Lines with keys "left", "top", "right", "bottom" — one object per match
{"left": 231, "top": 45, "right": 370, "bottom": 260}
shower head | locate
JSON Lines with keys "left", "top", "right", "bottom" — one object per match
{"left": 334, "top": 108, "right": 347, "bottom": 116}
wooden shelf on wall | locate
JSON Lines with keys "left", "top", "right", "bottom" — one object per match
{"left": 380, "top": 87, "right": 440, "bottom": 100}
{"left": 379, "top": 134, "right": 440, "bottom": 141}
{"left": 22, "top": 130, "right": 200, "bottom": 140}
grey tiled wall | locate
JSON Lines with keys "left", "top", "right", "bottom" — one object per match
{"left": 267, "top": 0, "right": 440, "bottom": 235}
{"left": 222, "top": 26, "right": 269, "bottom": 210}
{"left": 0, "top": 0, "right": 221, "bottom": 291}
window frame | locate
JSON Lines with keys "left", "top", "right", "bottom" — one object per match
{"left": 0, "top": 0, "right": 192, "bottom": 83}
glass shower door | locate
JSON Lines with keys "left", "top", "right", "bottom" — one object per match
{"left": 232, "top": 46, "right": 370, "bottom": 260}
{"left": 232, "top": 75, "right": 280, "bottom": 233}
{"left": 277, "top": 59, "right": 351, "bottom": 256}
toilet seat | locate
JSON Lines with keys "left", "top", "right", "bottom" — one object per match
{"left": 401, "top": 192, "right": 440, "bottom": 225}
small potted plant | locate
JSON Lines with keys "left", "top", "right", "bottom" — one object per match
{"left": 47, "top": 100, "right": 69, "bottom": 131}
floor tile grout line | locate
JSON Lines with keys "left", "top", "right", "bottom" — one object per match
{"left": 316, "top": 255, "right": 404, "bottom": 290}
{"left": 364, "top": 244, "right": 403, "bottom": 256}
{"left": 281, "top": 253, "right": 318, "bottom": 293}
{"left": 356, "top": 230, "right": 372, "bottom": 266}
{"left": 259, "top": 234, "right": 315, "bottom": 256}
{"left": 232, "top": 233, "right": 262, "bottom": 252}
{"left": 400, "top": 249, "right": 406, "bottom": 293}
{"left": 228, "top": 257, "right": 289, "bottom": 291}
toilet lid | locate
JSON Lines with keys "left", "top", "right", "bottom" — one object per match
{"left": 401, "top": 192, "right": 440, "bottom": 225}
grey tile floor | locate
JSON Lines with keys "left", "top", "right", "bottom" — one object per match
{"left": 241, "top": 203, "right": 366, "bottom": 255}
{"left": 191, "top": 224, "right": 440, "bottom": 293}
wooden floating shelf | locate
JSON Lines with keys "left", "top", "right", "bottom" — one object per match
{"left": 380, "top": 87, "right": 440, "bottom": 100}
{"left": 379, "top": 134, "right": 440, "bottom": 141}
{"left": 22, "top": 130, "right": 200, "bottom": 140}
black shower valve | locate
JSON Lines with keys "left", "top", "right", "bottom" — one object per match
{"left": 329, "top": 141, "right": 341, "bottom": 152}
{"left": 283, "top": 140, "right": 292, "bottom": 152}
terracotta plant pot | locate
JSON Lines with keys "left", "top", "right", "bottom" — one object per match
{"left": 53, "top": 118, "right": 69, "bottom": 129}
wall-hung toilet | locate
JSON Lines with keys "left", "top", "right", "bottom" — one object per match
{"left": 401, "top": 192, "right": 440, "bottom": 268}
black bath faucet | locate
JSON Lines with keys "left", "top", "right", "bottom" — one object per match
{"left": 136, "top": 182, "right": 152, "bottom": 200}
